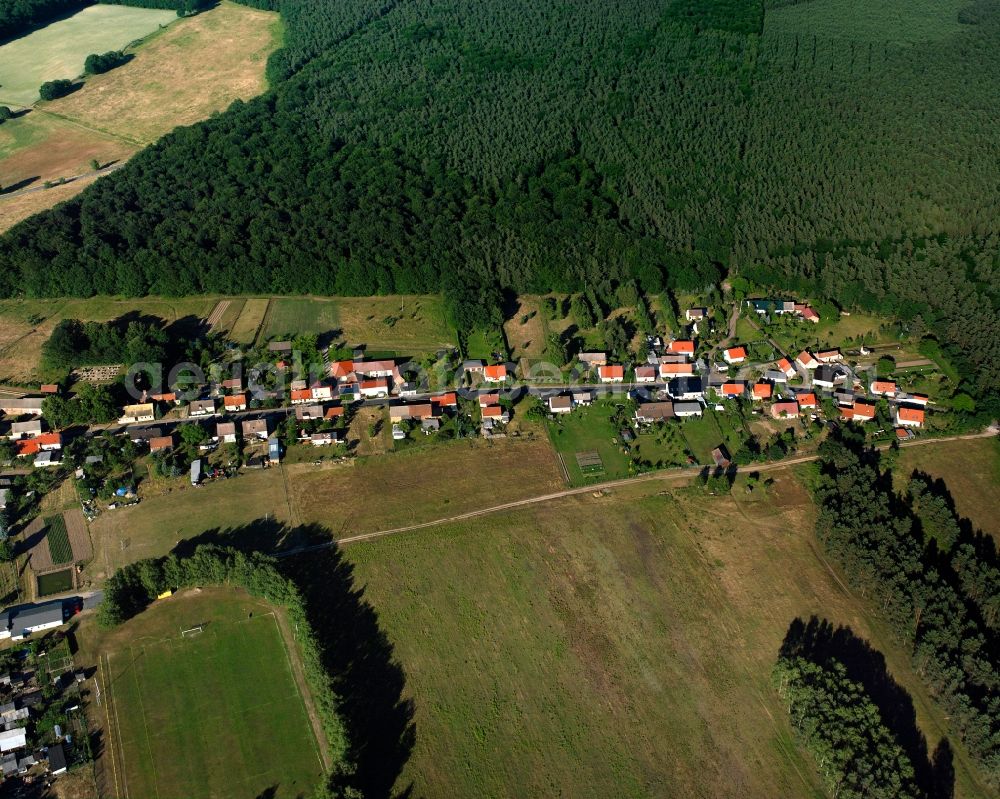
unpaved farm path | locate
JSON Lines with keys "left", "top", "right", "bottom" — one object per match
{"left": 279, "top": 427, "right": 998, "bottom": 552}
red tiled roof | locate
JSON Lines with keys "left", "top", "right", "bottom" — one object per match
{"left": 431, "top": 393, "right": 457, "bottom": 406}
{"left": 484, "top": 364, "right": 507, "bottom": 380}
{"left": 325, "top": 406, "right": 344, "bottom": 418}
{"left": 721, "top": 382, "right": 745, "bottom": 396}
{"left": 361, "top": 378, "right": 388, "bottom": 390}
{"left": 598, "top": 365, "right": 624, "bottom": 379}
{"left": 667, "top": 340, "right": 695, "bottom": 355}
{"left": 482, "top": 405, "right": 504, "bottom": 418}
{"left": 149, "top": 435, "right": 174, "bottom": 450}
{"left": 897, "top": 406, "right": 925, "bottom": 424}
{"left": 224, "top": 394, "right": 247, "bottom": 408}
{"left": 796, "top": 350, "right": 817, "bottom": 365}
{"left": 635, "top": 366, "right": 656, "bottom": 379}
{"left": 479, "top": 393, "right": 500, "bottom": 407}
{"left": 778, "top": 358, "right": 794, "bottom": 374}
{"left": 797, "top": 393, "right": 817, "bottom": 407}
{"left": 659, "top": 362, "right": 694, "bottom": 376}
{"left": 771, "top": 401, "right": 799, "bottom": 417}
{"left": 330, "top": 360, "right": 354, "bottom": 378}
{"left": 291, "top": 389, "right": 312, "bottom": 401}
{"left": 725, "top": 347, "right": 747, "bottom": 360}
{"left": 871, "top": 381, "right": 897, "bottom": 394}
{"left": 752, "top": 383, "right": 773, "bottom": 399}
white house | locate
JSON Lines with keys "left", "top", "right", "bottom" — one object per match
{"left": 723, "top": 346, "right": 747, "bottom": 365}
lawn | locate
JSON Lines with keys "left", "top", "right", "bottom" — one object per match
{"left": 895, "top": 437, "right": 1000, "bottom": 543}
{"left": 85, "top": 469, "right": 296, "bottom": 581}
{"left": 681, "top": 408, "right": 746, "bottom": 464}
{"left": 291, "top": 435, "right": 563, "bottom": 536}
{"left": 545, "top": 400, "right": 633, "bottom": 485}
{"left": 0, "top": 5, "right": 177, "bottom": 107}
{"left": 331, "top": 295, "right": 455, "bottom": 355}
{"left": 260, "top": 297, "right": 341, "bottom": 341}
{"left": 344, "top": 472, "right": 991, "bottom": 798}
{"left": 227, "top": 297, "right": 269, "bottom": 344}
{"left": 97, "top": 589, "right": 324, "bottom": 799}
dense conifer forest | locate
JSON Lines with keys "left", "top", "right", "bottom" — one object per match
{"left": 0, "top": 0, "right": 998, "bottom": 405}
{"left": 812, "top": 432, "right": 1000, "bottom": 785}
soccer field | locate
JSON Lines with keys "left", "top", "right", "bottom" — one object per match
{"left": 101, "top": 600, "right": 323, "bottom": 799}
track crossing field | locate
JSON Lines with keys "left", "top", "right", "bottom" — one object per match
{"left": 101, "top": 604, "right": 323, "bottom": 799}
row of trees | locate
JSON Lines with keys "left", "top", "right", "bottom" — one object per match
{"left": 98, "top": 545, "right": 357, "bottom": 797}
{"left": 84, "top": 50, "right": 128, "bottom": 74}
{"left": 812, "top": 432, "right": 1000, "bottom": 784}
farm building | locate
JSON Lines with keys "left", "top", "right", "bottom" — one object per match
{"left": 1, "top": 602, "right": 65, "bottom": 641}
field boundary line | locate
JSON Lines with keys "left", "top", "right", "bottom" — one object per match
{"left": 128, "top": 645, "right": 160, "bottom": 799}
{"left": 100, "top": 654, "right": 124, "bottom": 799}
{"left": 266, "top": 609, "right": 330, "bottom": 770}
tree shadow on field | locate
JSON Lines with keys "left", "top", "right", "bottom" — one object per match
{"left": 173, "top": 521, "right": 416, "bottom": 799}
{"left": 780, "top": 616, "right": 955, "bottom": 799}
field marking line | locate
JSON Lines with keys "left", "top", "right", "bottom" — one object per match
{"left": 128, "top": 645, "right": 160, "bottom": 799}
{"left": 265, "top": 611, "right": 328, "bottom": 771}
{"left": 99, "top": 654, "right": 123, "bottom": 799}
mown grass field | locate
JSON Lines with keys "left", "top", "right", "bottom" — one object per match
{"left": 344, "top": 473, "right": 991, "bottom": 799}
{"left": 229, "top": 297, "right": 270, "bottom": 343}
{"left": 291, "top": 435, "right": 563, "bottom": 536}
{"left": 680, "top": 408, "right": 746, "bottom": 464}
{"left": 0, "top": 4, "right": 177, "bottom": 107}
{"left": 322, "top": 295, "right": 455, "bottom": 355}
{"left": 86, "top": 469, "right": 295, "bottom": 581}
{"left": 895, "top": 437, "right": 1000, "bottom": 542}
{"left": 96, "top": 589, "right": 323, "bottom": 799}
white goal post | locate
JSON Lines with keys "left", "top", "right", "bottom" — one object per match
{"left": 180, "top": 625, "right": 204, "bottom": 638}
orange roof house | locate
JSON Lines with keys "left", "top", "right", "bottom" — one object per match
{"left": 482, "top": 405, "right": 505, "bottom": 418}
{"left": 797, "top": 392, "right": 817, "bottom": 409}
{"left": 291, "top": 389, "right": 313, "bottom": 404}
{"left": 777, "top": 358, "right": 795, "bottom": 377}
{"left": 771, "top": 400, "right": 799, "bottom": 418}
{"left": 724, "top": 347, "right": 747, "bottom": 364}
{"left": 667, "top": 340, "right": 695, "bottom": 356}
{"left": 751, "top": 383, "right": 773, "bottom": 400}
{"left": 895, "top": 406, "right": 925, "bottom": 427}
{"left": 659, "top": 362, "right": 694, "bottom": 377}
{"left": 324, "top": 406, "right": 344, "bottom": 419}
{"left": 330, "top": 360, "right": 355, "bottom": 379}
{"left": 796, "top": 351, "right": 819, "bottom": 369}
{"left": 635, "top": 366, "right": 657, "bottom": 383}
{"left": 224, "top": 394, "right": 247, "bottom": 411}
{"left": 842, "top": 400, "right": 876, "bottom": 422}
{"left": 484, "top": 364, "right": 508, "bottom": 382}
{"left": 431, "top": 392, "right": 457, "bottom": 407}
{"left": 870, "top": 380, "right": 897, "bottom": 396}
{"left": 479, "top": 393, "right": 500, "bottom": 408}
{"left": 598, "top": 365, "right": 624, "bottom": 383}
{"left": 720, "top": 382, "right": 745, "bottom": 398}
